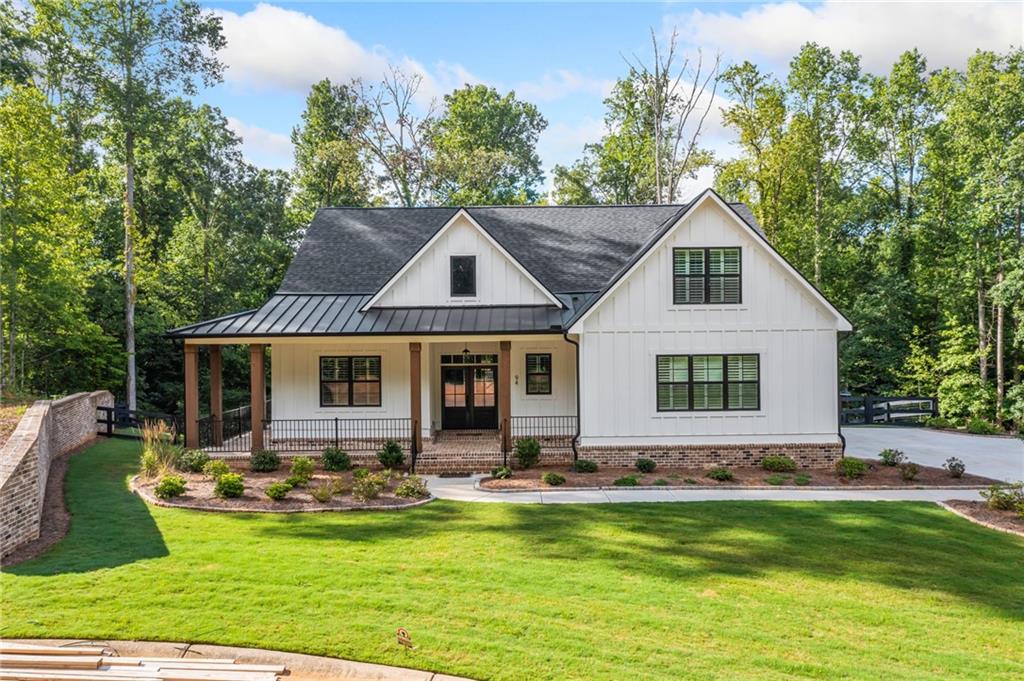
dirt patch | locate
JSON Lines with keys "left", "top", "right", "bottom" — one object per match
{"left": 134, "top": 461, "right": 430, "bottom": 512}
{"left": 944, "top": 500, "right": 1024, "bottom": 536}
{"left": 1, "top": 438, "right": 97, "bottom": 567}
{"left": 480, "top": 457, "right": 999, "bottom": 490}
{"left": 0, "top": 400, "right": 30, "bottom": 449}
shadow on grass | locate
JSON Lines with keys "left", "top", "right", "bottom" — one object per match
{"left": 5, "top": 438, "right": 168, "bottom": 576}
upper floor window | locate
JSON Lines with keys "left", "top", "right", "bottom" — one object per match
{"left": 673, "top": 247, "right": 741, "bottom": 304}
{"left": 450, "top": 255, "right": 476, "bottom": 297}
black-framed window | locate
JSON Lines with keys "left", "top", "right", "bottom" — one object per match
{"left": 450, "top": 255, "right": 476, "bottom": 296}
{"left": 673, "top": 248, "right": 741, "bottom": 304}
{"left": 320, "top": 356, "right": 381, "bottom": 407}
{"left": 525, "top": 353, "right": 552, "bottom": 395}
{"left": 656, "top": 354, "right": 759, "bottom": 411}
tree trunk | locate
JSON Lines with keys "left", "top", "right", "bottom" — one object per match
{"left": 976, "top": 238, "right": 987, "bottom": 383}
{"left": 995, "top": 249, "right": 1004, "bottom": 421}
{"left": 813, "top": 164, "right": 822, "bottom": 286}
{"left": 125, "top": 129, "right": 137, "bottom": 410}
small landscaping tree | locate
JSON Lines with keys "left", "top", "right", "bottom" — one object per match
{"left": 377, "top": 440, "right": 405, "bottom": 469}
{"left": 514, "top": 438, "right": 541, "bottom": 468}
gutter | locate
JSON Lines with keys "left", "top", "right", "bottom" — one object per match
{"left": 562, "top": 331, "right": 581, "bottom": 462}
{"left": 837, "top": 330, "right": 850, "bottom": 456}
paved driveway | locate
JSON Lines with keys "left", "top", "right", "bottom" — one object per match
{"left": 842, "top": 425, "right": 1024, "bottom": 482}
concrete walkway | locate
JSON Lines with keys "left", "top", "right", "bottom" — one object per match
{"left": 424, "top": 475, "right": 987, "bottom": 504}
{"left": 843, "top": 425, "right": 1024, "bottom": 482}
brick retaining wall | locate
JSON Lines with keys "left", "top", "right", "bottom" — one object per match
{"left": 577, "top": 442, "right": 843, "bottom": 469}
{"left": 0, "top": 391, "right": 113, "bottom": 559}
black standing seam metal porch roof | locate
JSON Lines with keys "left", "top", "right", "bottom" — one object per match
{"left": 168, "top": 292, "right": 597, "bottom": 338}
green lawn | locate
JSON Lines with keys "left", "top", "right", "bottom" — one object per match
{"left": 2, "top": 439, "right": 1023, "bottom": 680}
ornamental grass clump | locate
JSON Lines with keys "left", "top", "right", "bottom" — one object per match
{"left": 140, "top": 421, "right": 182, "bottom": 479}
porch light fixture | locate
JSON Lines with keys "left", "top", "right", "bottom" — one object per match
{"left": 462, "top": 345, "right": 471, "bottom": 359}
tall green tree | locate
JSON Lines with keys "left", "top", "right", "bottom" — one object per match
{"left": 430, "top": 84, "right": 547, "bottom": 205}
{"left": 39, "top": 0, "right": 224, "bottom": 409}
{"left": 291, "top": 78, "right": 371, "bottom": 215}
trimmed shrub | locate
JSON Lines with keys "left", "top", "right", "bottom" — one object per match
{"left": 154, "top": 475, "right": 186, "bottom": 500}
{"left": 899, "top": 462, "right": 920, "bottom": 481}
{"left": 542, "top": 472, "right": 566, "bottom": 486}
{"left": 265, "top": 482, "right": 292, "bottom": 501}
{"left": 514, "top": 438, "right": 541, "bottom": 469}
{"left": 943, "top": 457, "right": 966, "bottom": 478}
{"left": 202, "top": 459, "right": 230, "bottom": 480}
{"left": 377, "top": 440, "right": 405, "bottom": 469}
{"left": 395, "top": 475, "right": 429, "bottom": 499}
{"left": 765, "top": 474, "right": 789, "bottom": 486}
{"left": 250, "top": 449, "right": 280, "bottom": 472}
{"left": 290, "top": 456, "right": 315, "bottom": 483}
{"left": 613, "top": 475, "right": 640, "bottom": 487}
{"left": 966, "top": 417, "right": 1001, "bottom": 435}
{"left": 178, "top": 449, "right": 209, "bottom": 473}
{"left": 980, "top": 483, "right": 1024, "bottom": 511}
{"left": 284, "top": 475, "right": 307, "bottom": 488}
{"left": 353, "top": 471, "right": 389, "bottom": 501}
{"left": 878, "top": 448, "right": 906, "bottom": 466}
{"left": 310, "top": 482, "right": 333, "bottom": 503}
{"left": 214, "top": 473, "right": 245, "bottom": 498}
{"left": 321, "top": 447, "right": 352, "bottom": 471}
{"left": 353, "top": 467, "right": 370, "bottom": 480}
{"left": 835, "top": 458, "right": 868, "bottom": 479}
{"left": 761, "top": 455, "right": 797, "bottom": 472}
{"left": 926, "top": 416, "right": 955, "bottom": 429}
{"left": 706, "top": 467, "right": 734, "bottom": 482}
{"left": 636, "top": 458, "right": 657, "bottom": 473}
{"left": 573, "top": 459, "right": 598, "bottom": 473}
{"left": 490, "top": 466, "right": 513, "bottom": 480}
{"left": 794, "top": 474, "right": 812, "bottom": 486}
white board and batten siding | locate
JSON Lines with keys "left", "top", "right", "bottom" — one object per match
{"left": 574, "top": 200, "right": 843, "bottom": 447}
{"left": 373, "top": 214, "right": 554, "bottom": 307}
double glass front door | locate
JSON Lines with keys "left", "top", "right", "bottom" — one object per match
{"left": 442, "top": 365, "right": 498, "bottom": 430}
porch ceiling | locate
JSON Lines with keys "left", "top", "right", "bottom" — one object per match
{"left": 167, "top": 292, "right": 597, "bottom": 340}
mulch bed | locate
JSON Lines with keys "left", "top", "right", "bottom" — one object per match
{"left": 134, "top": 462, "right": 429, "bottom": 512}
{"left": 480, "top": 457, "right": 999, "bottom": 490}
{"left": 944, "top": 500, "right": 1024, "bottom": 536}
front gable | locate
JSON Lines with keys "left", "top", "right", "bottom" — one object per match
{"left": 569, "top": 191, "right": 852, "bottom": 333}
{"left": 364, "top": 210, "right": 562, "bottom": 310}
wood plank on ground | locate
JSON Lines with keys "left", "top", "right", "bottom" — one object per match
{"left": 0, "top": 655, "right": 102, "bottom": 669}
{"left": 0, "top": 644, "right": 108, "bottom": 656}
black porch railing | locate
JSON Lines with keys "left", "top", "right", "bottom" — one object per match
{"left": 197, "top": 413, "right": 415, "bottom": 455}
{"left": 509, "top": 415, "right": 577, "bottom": 450}
{"left": 197, "top": 404, "right": 255, "bottom": 452}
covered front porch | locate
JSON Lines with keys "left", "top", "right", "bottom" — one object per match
{"left": 181, "top": 335, "right": 578, "bottom": 472}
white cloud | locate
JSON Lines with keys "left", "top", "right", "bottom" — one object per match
{"left": 514, "top": 70, "right": 614, "bottom": 102}
{"left": 226, "top": 117, "right": 293, "bottom": 170}
{"left": 666, "top": 1, "right": 1023, "bottom": 74}
{"left": 537, "top": 116, "right": 607, "bottom": 172}
{"left": 214, "top": 3, "right": 481, "bottom": 106}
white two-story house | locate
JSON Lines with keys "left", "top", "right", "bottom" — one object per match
{"left": 169, "top": 188, "right": 852, "bottom": 472}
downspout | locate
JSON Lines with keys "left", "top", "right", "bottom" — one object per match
{"left": 837, "top": 330, "right": 848, "bottom": 457}
{"left": 563, "top": 331, "right": 580, "bottom": 462}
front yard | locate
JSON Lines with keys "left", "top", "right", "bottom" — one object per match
{"left": 1, "top": 438, "right": 1022, "bottom": 680}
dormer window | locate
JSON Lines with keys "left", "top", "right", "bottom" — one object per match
{"left": 450, "top": 255, "right": 476, "bottom": 297}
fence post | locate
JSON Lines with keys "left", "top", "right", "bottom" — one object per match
{"left": 863, "top": 397, "right": 873, "bottom": 425}
{"left": 885, "top": 400, "right": 892, "bottom": 424}
{"left": 334, "top": 417, "right": 339, "bottom": 449}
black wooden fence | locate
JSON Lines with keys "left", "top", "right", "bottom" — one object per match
{"left": 96, "top": 405, "right": 182, "bottom": 440}
{"left": 840, "top": 395, "right": 938, "bottom": 426}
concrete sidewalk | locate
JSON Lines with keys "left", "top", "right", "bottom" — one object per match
{"left": 424, "top": 475, "right": 986, "bottom": 504}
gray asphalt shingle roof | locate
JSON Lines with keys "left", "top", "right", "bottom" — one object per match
{"left": 169, "top": 197, "right": 764, "bottom": 338}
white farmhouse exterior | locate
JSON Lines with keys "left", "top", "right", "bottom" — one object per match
{"left": 170, "top": 189, "right": 851, "bottom": 472}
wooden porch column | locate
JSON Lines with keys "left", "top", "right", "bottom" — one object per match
{"left": 499, "top": 340, "right": 512, "bottom": 452}
{"left": 250, "top": 344, "right": 266, "bottom": 453}
{"left": 184, "top": 344, "right": 200, "bottom": 449}
{"left": 209, "top": 345, "right": 223, "bottom": 446}
{"left": 409, "top": 342, "right": 422, "bottom": 453}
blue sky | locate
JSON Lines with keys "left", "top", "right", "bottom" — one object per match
{"left": 196, "top": 1, "right": 1022, "bottom": 194}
